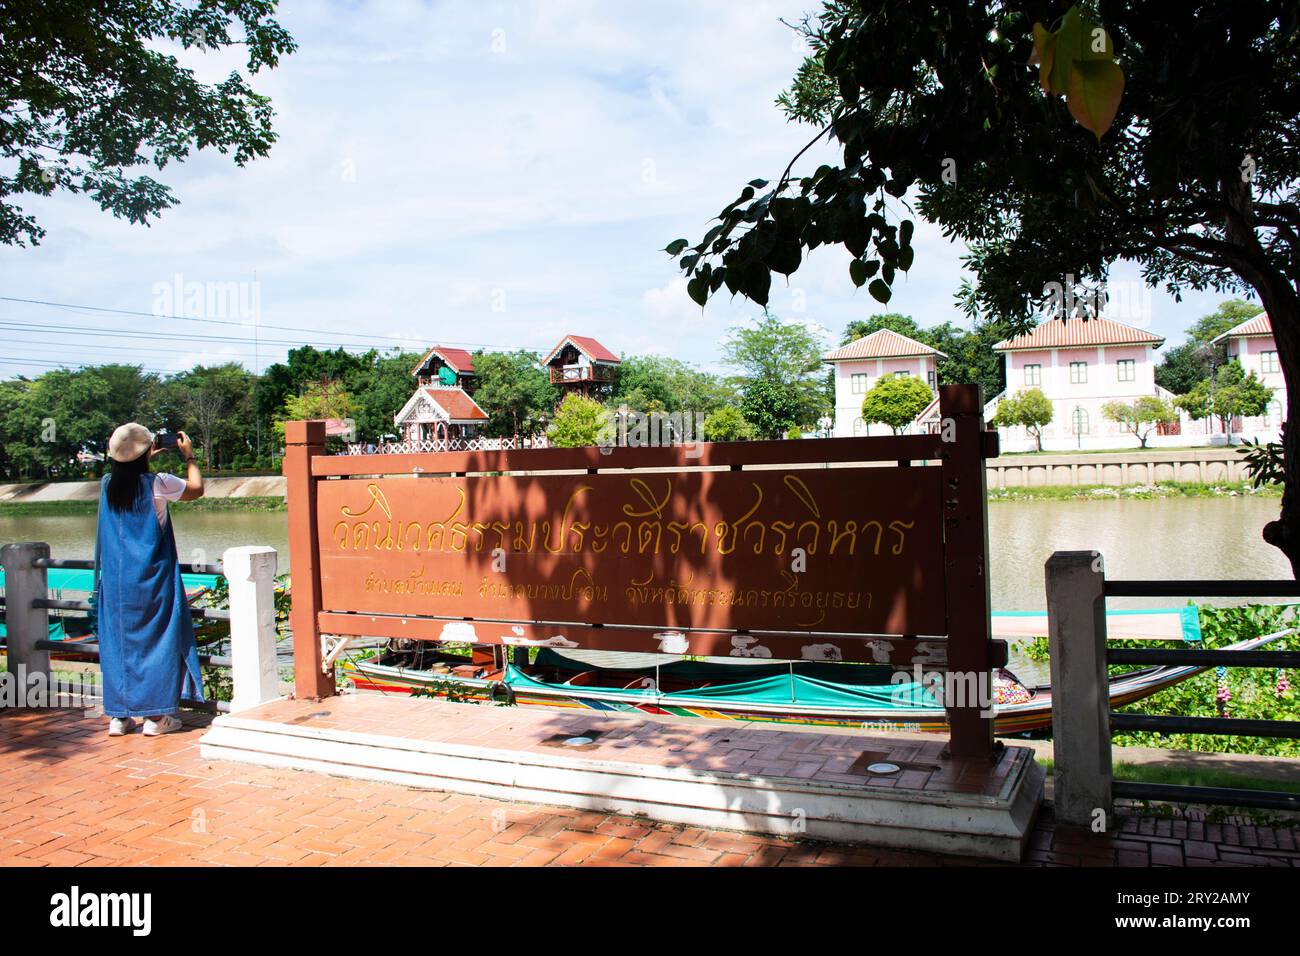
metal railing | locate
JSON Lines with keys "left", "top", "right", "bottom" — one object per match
{"left": 548, "top": 364, "right": 615, "bottom": 385}
{"left": 1102, "top": 577, "right": 1299, "bottom": 812}
{"left": 2, "top": 549, "right": 231, "bottom": 713}
{"left": 1046, "top": 551, "right": 1299, "bottom": 824}
{"left": 33, "top": 555, "right": 225, "bottom": 576}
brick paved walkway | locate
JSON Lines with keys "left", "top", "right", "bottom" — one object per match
{"left": 0, "top": 707, "right": 1296, "bottom": 867}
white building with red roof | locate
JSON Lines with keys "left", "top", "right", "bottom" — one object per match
{"left": 394, "top": 385, "right": 489, "bottom": 444}
{"left": 542, "top": 334, "right": 620, "bottom": 400}
{"left": 394, "top": 344, "right": 487, "bottom": 445}
{"left": 1211, "top": 313, "right": 1286, "bottom": 440}
{"left": 990, "top": 317, "right": 1177, "bottom": 451}
{"left": 411, "top": 345, "right": 476, "bottom": 389}
{"left": 822, "top": 329, "right": 945, "bottom": 437}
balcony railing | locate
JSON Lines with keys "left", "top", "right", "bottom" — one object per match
{"left": 549, "top": 364, "right": 615, "bottom": 385}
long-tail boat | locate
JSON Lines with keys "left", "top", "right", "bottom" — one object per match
{"left": 341, "top": 616, "right": 1291, "bottom": 735}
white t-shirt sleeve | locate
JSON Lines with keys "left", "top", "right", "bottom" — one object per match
{"left": 153, "top": 472, "right": 187, "bottom": 502}
{"left": 152, "top": 472, "right": 187, "bottom": 525}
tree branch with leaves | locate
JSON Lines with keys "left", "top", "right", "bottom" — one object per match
{"left": 0, "top": 0, "right": 295, "bottom": 245}
{"left": 665, "top": 1, "right": 1300, "bottom": 571}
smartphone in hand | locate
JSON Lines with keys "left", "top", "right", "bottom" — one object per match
{"left": 155, "top": 432, "right": 180, "bottom": 451}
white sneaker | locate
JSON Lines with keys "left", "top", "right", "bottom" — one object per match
{"left": 143, "top": 715, "right": 182, "bottom": 737}
{"left": 108, "top": 717, "right": 137, "bottom": 737}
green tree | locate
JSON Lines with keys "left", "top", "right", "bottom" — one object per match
{"left": 860, "top": 376, "right": 933, "bottom": 435}
{"left": 0, "top": 0, "right": 295, "bottom": 246}
{"left": 3, "top": 365, "right": 163, "bottom": 476}
{"left": 345, "top": 350, "right": 426, "bottom": 444}
{"left": 722, "top": 311, "right": 828, "bottom": 429}
{"left": 163, "top": 363, "right": 256, "bottom": 467}
{"left": 0, "top": 378, "right": 30, "bottom": 477}
{"left": 740, "top": 377, "right": 803, "bottom": 440}
{"left": 703, "top": 405, "right": 756, "bottom": 442}
{"left": 991, "top": 388, "right": 1054, "bottom": 452}
{"left": 547, "top": 393, "right": 607, "bottom": 448}
{"left": 256, "top": 346, "right": 371, "bottom": 447}
{"left": 922, "top": 321, "right": 1007, "bottom": 403}
{"left": 841, "top": 313, "right": 922, "bottom": 345}
{"left": 275, "top": 380, "right": 361, "bottom": 442}
{"left": 1156, "top": 300, "right": 1266, "bottom": 395}
{"left": 1101, "top": 396, "right": 1178, "bottom": 449}
{"left": 666, "top": 3, "right": 1300, "bottom": 572}
{"left": 1176, "top": 361, "right": 1274, "bottom": 439}
{"left": 472, "top": 350, "right": 556, "bottom": 437}
{"left": 613, "top": 355, "right": 734, "bottom": 416}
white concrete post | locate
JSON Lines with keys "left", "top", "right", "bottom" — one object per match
{"left": 1, "top": 542, "right": 51, "bottom": 690}
{"left": 1045, "top": 550, "right": 1113, "bottom": 828}
{"left": 222, "top": 546, "right": 282, "bottom": 713}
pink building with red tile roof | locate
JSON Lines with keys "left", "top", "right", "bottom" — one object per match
{"left": 822, "top": 329, "right": 945, "bottom": 437}
{"left": 1211, "top": 313, "right": 1286, "bottom": 440}
{"left": 990, "top": 317, "right": 1175, "bottom": 452}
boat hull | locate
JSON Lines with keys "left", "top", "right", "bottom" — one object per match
{"left": 342, "top": 634, "right": 1261, "bottom": 736}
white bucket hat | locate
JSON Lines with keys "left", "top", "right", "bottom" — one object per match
{"left": 107, "top": 422, "right": 154, "bottom": 463}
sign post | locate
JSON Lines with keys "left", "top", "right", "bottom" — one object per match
{"left": 939, "top": 385, "right": 997, "bottom": 758}
{"left": 284, "top": 419, "right": 334, "bottom": 699}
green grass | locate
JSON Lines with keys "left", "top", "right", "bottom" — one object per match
{"left": 0, "top": 496, "right": 287, "bottom": 516}
{"left": 1036, "top": 757, "right": 1300, "bottom": 794}
{"left": 999, "top": 444, "right": 1237, "bottom": 457}
{"left": 987, "top": 480, "right": 1280, "bottom": 502}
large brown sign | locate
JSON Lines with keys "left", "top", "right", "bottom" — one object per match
{"left": 315, "top": 467, "right": 947, "bottom": 636}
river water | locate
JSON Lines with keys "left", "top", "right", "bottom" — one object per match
{"left": 3, "top": 497, "right": 1287, "bottom": 688}
{"left": 0, "top": 497, "right": 1287, "bottom": 609}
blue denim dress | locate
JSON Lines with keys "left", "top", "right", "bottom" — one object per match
{"left": 94, "top": 474, "right": 205, "bottom": 717}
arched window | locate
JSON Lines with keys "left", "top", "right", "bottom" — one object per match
{"left": 1071, "top": 407, "right": 1090, "bottom": 435}
{"left": 852, "top": 417, "right": 867, "bottom": 437}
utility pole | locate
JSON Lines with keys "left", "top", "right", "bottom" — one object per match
{"left": 253, "top": 268, "right": 261, "bottom": 462}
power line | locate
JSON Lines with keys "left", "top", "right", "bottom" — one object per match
{"left": 0, "top": 356, "right": 179, "bottom": 375}
{"left": 0, "top": 337, "right": 263, "bottom": 358}
{"left": 0, "top": 317, "right": 422, "bottom": 351}
{"left": 0, "top": 294, "right": 517, "bottom": 351}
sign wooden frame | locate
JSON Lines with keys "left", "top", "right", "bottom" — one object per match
{"left": 284, "top": 384, "right": 1000, "bottom": 757}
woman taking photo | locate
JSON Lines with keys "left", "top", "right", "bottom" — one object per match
{"left": 96, "top": 423, "right": 206, "bottom": 737}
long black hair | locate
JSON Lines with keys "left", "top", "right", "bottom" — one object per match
{"left": 106, "top": 450, "right": 151, "bottom": 514}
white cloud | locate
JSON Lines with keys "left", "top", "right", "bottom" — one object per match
{"left": 0, "top": 0, "right": 1250, "bottom": 380}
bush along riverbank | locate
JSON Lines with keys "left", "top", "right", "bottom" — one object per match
{"left": 988, "top": 480, "right": 1281, "bottom": 502}
{"left": 1021, "top": 603, "right": 1299, "bottom": 757}
{"left": 0, "top": 496, "right": 288, "bottom": 517}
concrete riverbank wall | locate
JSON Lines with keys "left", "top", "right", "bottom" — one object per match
{"left": 986, "top": 448, "right": 1250, "bottom": 488}
{"left": 0, "top": 447, "right": 1253, "bottom": 501}
{"left": 0, "top": 475, "right": 288, "bottom": 503}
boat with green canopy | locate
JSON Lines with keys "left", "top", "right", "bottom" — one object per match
{"left": 342, "top": 614, "right": 1286, "bottom": 735}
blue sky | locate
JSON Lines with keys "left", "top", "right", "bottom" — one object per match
{"left": 0, "top": 0, "right": 1251, "bottom": 381}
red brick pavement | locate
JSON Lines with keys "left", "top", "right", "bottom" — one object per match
{"left": 0, "top": 707, "right": 1297, "bottom": 867}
